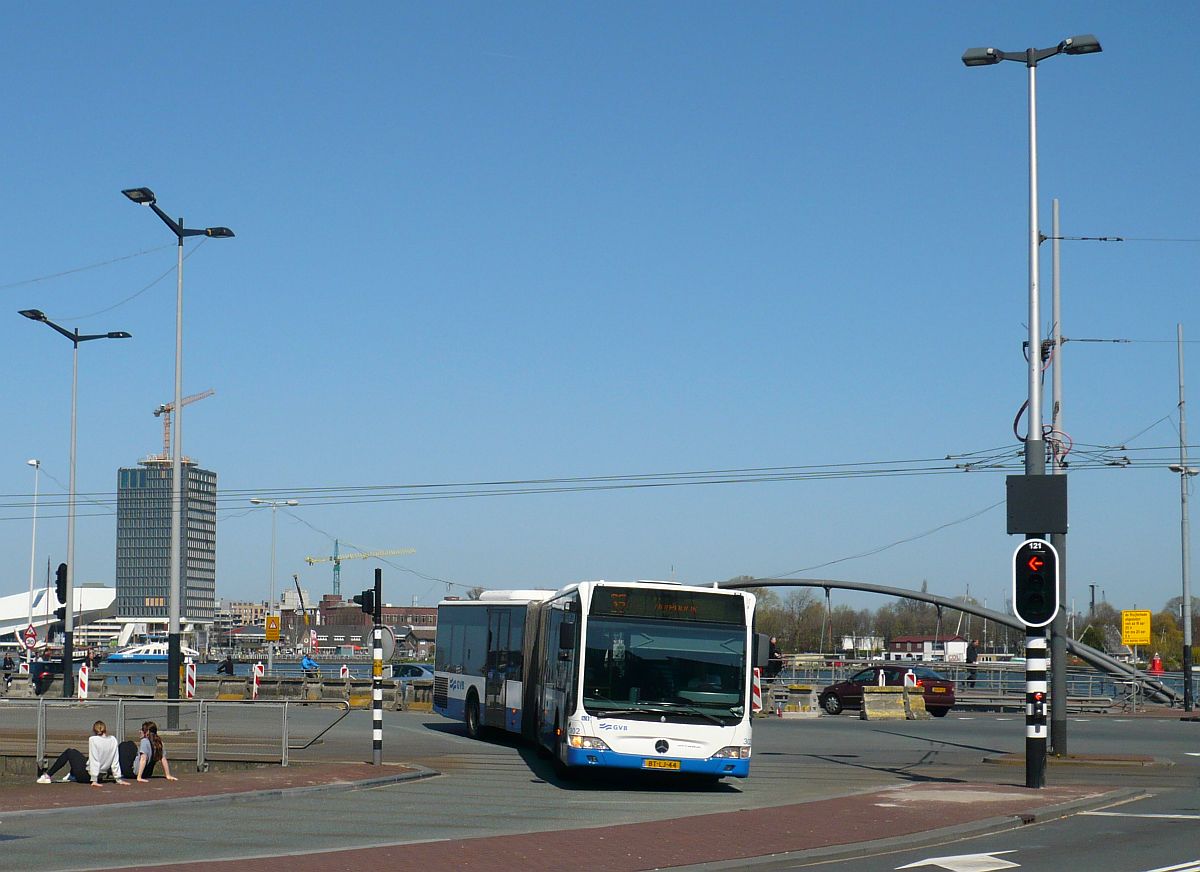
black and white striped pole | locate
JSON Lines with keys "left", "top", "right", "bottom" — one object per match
{"left": 1013, "top": 538, "right": 1060, "bottom": 789}
{"left": 1024, "top": 632, "right": 1049, "bottom": 787}
{"left": 372, "top": 567, "right": 383, "bottom": 765}
{"left": 352, "top": 571, "right": 384, "bottom": 765}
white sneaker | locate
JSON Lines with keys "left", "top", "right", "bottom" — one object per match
{"left": 36, "top": 773, "right": 51, "bottom": 784}
{"left": 61, "top": 773, "right": 74, "bottom": 782}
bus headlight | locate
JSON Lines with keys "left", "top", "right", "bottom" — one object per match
{"left": 711, "top": 745, "right": 751, "bottom": 759}
{"left": 568, "top": 735, "right": 611, "bottom": 751}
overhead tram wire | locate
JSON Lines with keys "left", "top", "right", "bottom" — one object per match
{"left": 0, "top": 244, "right": 174, "bottom": 290}
{"left": 4, "top": 444, "right": 1200, "bottom": 522}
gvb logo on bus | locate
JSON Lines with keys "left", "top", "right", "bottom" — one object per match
{"left": 1012, "top": 538, "right": 1060, "bottom": 627}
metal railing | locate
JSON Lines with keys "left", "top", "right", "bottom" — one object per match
{"left": 765, "top": 659, "right": 1172, "bottom": 709}
{"left": 0, "top": 697, "right": 350, "bottom": 771}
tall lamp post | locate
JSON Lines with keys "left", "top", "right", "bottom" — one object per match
{"left": 19, "top": 310, "right": 131, "bottom": 696}
{"left": 1170, "top": 323, "right": 1195, "bottom": 713}
{"left": 962, "top": 33, "right": 1102, "bottom": 788}
{"left": 250, "top": 498, "right": 299, "bottom": 674}
{"left": 122, "top": 187, "right": 233, "bottom": 710}
{"left": 26, "top": 458, "right": 41, "bottom": 670}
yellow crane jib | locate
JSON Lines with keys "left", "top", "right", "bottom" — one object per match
{"left": 305, "top": 548, "right": 416, "bottom": 565}
{"left": 153, "top": 388, "right": 215, "bottom": 459}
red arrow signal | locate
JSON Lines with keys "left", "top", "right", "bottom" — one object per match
{"left": 1027, "top": 555, "right": 1044, "bottom": 573}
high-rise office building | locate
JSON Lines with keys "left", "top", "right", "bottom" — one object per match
{"left": 115, "top": 459, "right": 216, "bottom": 625}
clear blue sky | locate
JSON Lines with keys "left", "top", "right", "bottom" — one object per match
{"left": 2, "top": 4, "right": 1197, "bottom": 618}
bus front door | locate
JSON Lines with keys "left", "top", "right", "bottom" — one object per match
{"left": 484, "top": 608, "right": 511, "bottom": 728}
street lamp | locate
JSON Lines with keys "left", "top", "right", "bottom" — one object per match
{"left": 1171, "top": 324, "right": 1196, "bottom": 712}
{"left": 19, "top": 309, "right": 131, "bottom": 695}
{"left": 122, "top": 187, "right": 234, "bottom": 710}
{"left": 962, "top": 32, "right": 1102, "bottom": 787}
{"left": 26, "top": 459, "right": 40, "bottom": 670}
{"left": 250, "top": 498, "right": 299, "bottom": 674}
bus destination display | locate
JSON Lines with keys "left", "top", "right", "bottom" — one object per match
{"left": 590, "top": 587, "right": 744, "bottom": 624}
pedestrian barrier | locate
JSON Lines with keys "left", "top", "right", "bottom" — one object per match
{"left": 860, "top": 686, "right": 907, "bottom": 720}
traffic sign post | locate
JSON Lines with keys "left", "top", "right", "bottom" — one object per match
{"left": 1120, "top": 610, "right": 1152, "bottom": 647}
{"left": 22, "top": 625, "right": 37, "bottom": 651}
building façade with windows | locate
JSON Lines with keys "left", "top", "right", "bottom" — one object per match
{"left": 115, "top": 458, "right": 217, "bottom": 627}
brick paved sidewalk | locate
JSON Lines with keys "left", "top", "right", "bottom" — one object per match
{"left": 1, "top": 761, "right": 425, "bottom": 815}
{"left": 76, "top": 779, "right": 1124, "bottom": 872}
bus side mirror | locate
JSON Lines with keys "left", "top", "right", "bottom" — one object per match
{"left": 754, "top": 633, "right": 770, "bottom": 668}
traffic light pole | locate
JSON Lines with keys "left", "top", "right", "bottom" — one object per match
{"left": 1014, "top": 538, "right": 1058, "bottom": 789}
{"left": 372, "top": 568, "right": 383, "bottom": 766}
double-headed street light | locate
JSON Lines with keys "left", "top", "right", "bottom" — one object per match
{"left": 19, "top": 309, "right": 131, "bottom": 695}
{"left": 250, "top": 498, "right": 299, "bottom": 674}
{"left": 122, "top": 187, "right": 234, "bottom": 711}
{"left": 963, "top": 32, "right": 1102, "bottom": 788}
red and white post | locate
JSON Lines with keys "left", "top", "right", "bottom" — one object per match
{"left": 185, "top": 660, "right": 196, "bottom": 699}
{"left": 252, "top": 661, "right": 264, "bottom": 700}
{"left": 76, "top": 664, "right": 89, "bottom": 699}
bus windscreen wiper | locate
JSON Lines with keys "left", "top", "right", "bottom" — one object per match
{"left": 589, "top": 702, "right": 726, "bottom": 726}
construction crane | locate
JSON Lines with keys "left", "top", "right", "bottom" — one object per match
{"left": 153, "top": 389, "right": 215, "bottom": 459}
{"left": 305, "top": 540, "right": 416, "bottom": 596}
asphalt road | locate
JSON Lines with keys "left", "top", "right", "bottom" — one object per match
{"left": 1, "top": 709, "right": 1197, "bottom": 871}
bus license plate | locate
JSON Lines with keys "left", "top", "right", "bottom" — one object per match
{"left": 931, "top": 687, "right": 947, "bottom": 693}
{"left": 643, "top": 758, "right": 681, "bottom": 771}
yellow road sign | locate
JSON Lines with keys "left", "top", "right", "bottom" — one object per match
{"left": 1121, "top": 609, "right": 1151, "bottom": 647}
{"left": 265, "top": 614, "right": 281, "bottom": 642}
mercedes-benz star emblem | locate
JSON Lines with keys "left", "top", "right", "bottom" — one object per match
{"left": 655, "top": 740, "right": 669, "bottom": 754}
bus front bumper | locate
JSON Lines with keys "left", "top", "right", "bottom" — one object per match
{"left": 563, "top": 745, "right": 750, "bottom": 778}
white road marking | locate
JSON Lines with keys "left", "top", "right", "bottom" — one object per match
{"left": 1081, "top": 811, "right": 1200, "bottom": 821}
{"left": 1185, "top": 752, "right": 1200, "bottom": 757}
{"left": 1137, "top": 860, "right": 1200, "bottom": 872}
{"left": 896, "top": 850, "right": 1018, "bottom": 871}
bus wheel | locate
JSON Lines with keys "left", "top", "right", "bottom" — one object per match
{"left": 553, "top": 721, "right": 574, "bottom": 780}
{"left": 465, "top": 693, "right": 482, "bottom": 740}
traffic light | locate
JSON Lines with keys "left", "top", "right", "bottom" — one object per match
{"left": 55, "top": 562, "right": 67, "bottom": 605}
{"left": 54, "top": 607, "right": 66, "bottom": 622}
{"left": 353, "top": 589, "right": 375, "bottom": 616}
{"left": 1012, "top": 538, "right": 1060, "bottom": 627}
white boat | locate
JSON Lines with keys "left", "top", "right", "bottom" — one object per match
{"left": 106, "top": 641, "right": 201, "bottom": 663}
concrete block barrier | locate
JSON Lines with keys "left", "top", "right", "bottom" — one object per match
{"left": 782, "top": 685, "right": 819, "bottom": 718}
{"left": 904, "top": 688, "right": 933, "bottom": 720}
{"left": 860, "top": 686, "right": 907, "bottom": 720}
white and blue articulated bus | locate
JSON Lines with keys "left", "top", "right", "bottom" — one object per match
{"left": 434, "top": 580, "right": 768, "bottom": 779}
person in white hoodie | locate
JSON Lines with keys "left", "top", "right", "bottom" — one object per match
{"left": 37, "top": 720, "right": 130, "bottom": 787}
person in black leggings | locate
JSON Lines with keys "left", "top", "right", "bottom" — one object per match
{"left": 38, "top": 720, "right": 129, "bottom": 786}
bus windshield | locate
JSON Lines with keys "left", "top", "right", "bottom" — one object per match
{"left": 582, "top": 616, "right": 746, "bottom": 724}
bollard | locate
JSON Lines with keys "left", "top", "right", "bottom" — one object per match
{"left": 751, "top": 667, "right": 762, "bottom": 713}
{"left": 340, "top": 664, "right": 350, "bottom": 679}
{"left": 185, "top": 660, "right": 196, "bottom": 699}
{"left": 77, "top": 664, "right": 89, "bottom": 699}
{"left": 252, "top": 662, "right": 264, "bottom": 700}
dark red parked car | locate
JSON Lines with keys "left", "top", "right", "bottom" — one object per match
{"left": 819, "top": 664, "right": 955, "bottom": 717}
